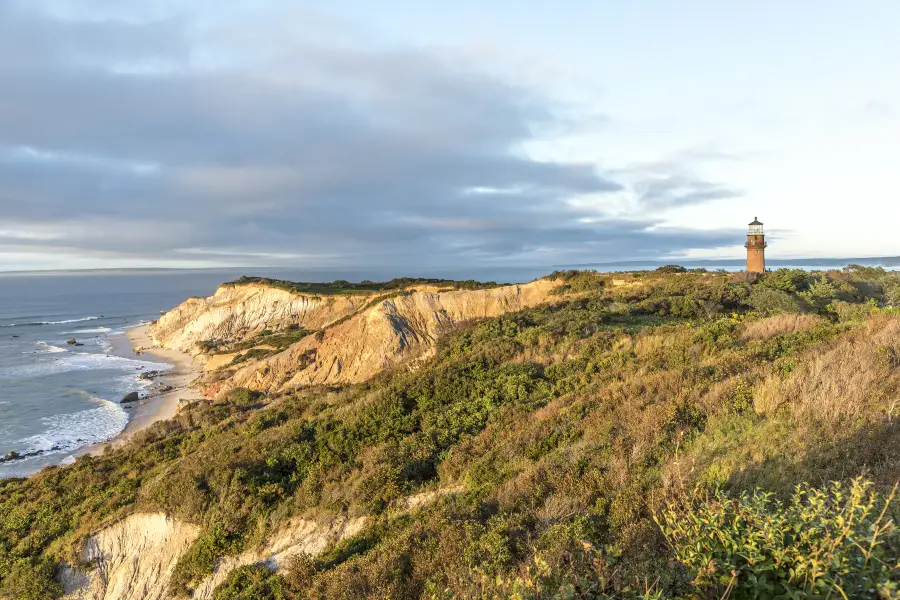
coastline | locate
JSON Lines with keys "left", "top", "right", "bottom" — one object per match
{"left": 82, "top": 324, "right": 204, "bottom": 456}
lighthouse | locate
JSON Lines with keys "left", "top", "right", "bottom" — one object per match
{"left": 745, "top": 217, "right": 767, "bottom": 273}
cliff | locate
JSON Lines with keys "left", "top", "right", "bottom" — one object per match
{"left": 58, "top": 513, "right": 368, "bottom": 600}
{"left": 150, "top": 278, "right": 560, "bottom": 394}
{"left": 59, "top": 513, "right": 200, "bottom": 600}
{"left": 150, "top": 283, "right": 376, "bottom": 355}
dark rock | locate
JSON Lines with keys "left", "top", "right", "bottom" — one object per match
{"left": 66, "top": 338, "right": 77, "bottom": 345}
{"left": 120, "top": 391, "right": 140, "bottom": 404}
{"left": 139, "top": 370, "right": 161, "bottom": 380}
{"left": 3, "top": 451, "right": 21, "bottom": 462}
{"left": 157, "top": 384, "right": 174, "bottom": 393}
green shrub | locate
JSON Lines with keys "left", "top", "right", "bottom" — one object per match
{"left": 656, "top": 265, "right": 687, "bottom": 273}
{"left": 746, "top": 287, "right": 802, "bottom": 316}
{"left": 759, "top": 268, "right": 810, "bottom": 293}
{"left": 655, "top": 478, "right": 900, "bottom": 599}
{"left": 0, "top": 558, "right": 62, "bottom": 600}
{"left": 800, "top": 275, "right": 839, "bottom": 312}
{"left": 886, "top": 283, "right": 900, "bottom": 307}
{"left": 829, "top": 299, "right": 878, "bottom": 322}
{"left": 172, "top": 524, "right": 244, "bottom": 594}
{"left": 211, "top": 564, "right": 289, "bottom": 600}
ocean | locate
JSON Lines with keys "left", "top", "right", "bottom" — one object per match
{"left": 0, "top": 270, "right": 238, "bottom": 478}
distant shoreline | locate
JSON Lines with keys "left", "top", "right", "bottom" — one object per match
{"left": 2, "top": 256, "right": 900, "bottom": 276}
{"left": 80, "top": 325, "right": 204, "bottom": 457}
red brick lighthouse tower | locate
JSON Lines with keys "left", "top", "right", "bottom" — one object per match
{"left": 745, "top": 217, "right": 767, "bottom": 273}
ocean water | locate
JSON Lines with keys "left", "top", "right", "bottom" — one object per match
{"left": 0, "top": 270, "right": 239, "bottom": 478}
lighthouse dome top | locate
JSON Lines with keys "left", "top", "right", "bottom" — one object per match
{"left": 748, "top": 217, "right": 764, "bottom": 235}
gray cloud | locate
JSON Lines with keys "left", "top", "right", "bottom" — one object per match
{"left": 0, "top": 2, "right": 742, "bottom": 271}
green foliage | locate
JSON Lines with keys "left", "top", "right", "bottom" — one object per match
{"left": 225, "top": 328, "right": 314, "bottom": 355}
{"left": 0, "top": 557, "right": 62, "bottom": 600}
{"left": 224, "top": 276, "right": 503, "bottom": 296}
{"left": 655, "top": 265, "right": 687, "bottom": 273}
{"left": 759, "top": 268, "right": 810, "bottom": 293}
{"left": 829, "top": 299, "right": 878, "bottom": 322}
{"left": 211, "top": 564, "right": 289, "bottom": 600}
{"left": 231, "top": 347, "right": 279, "bottom": 365}
{"left": 655, "top": 478, "right": 900, "bottom": 599}
{"left": 172, "top": 524, "right": 245, "bottom": 594}
{"left": 799, "top": 275, "right": 839, "bottom": 312}
{"left": 548, "top": 270, "right": 606, "bottom": 295}
{"left": 886, "top": 283, "right": 900, "bottom": 307}
{"left": 746, "top": 286, "right": 803, "bottom": 316}
{"left": 844, "top": 264, "right": 888, "bottom": 278}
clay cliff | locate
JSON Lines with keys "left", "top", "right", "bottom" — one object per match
{"left": 150, "top": 283, "right": 375, "bottom": 355}
{"left": 148, "top": 278, "right": 560, "bottom": 395}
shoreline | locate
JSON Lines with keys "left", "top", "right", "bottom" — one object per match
{"left": 81, "top": 324, "right": 204, "bottom": 456}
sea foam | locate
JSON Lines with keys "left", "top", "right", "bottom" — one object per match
{"left": 1, "top": 316, "right": 101, "bottom": 328}
{"left": 61, "top": 327, "right": 113, "bottom": 334}
{"left": 17, "top": 396, "right": 129, "bottom": 455}
{"left": 1, "top": 352, "right": 171, "bottom": 379}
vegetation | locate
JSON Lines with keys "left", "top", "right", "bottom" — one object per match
{"left": 656, "top": 479, "right": 900, "bottom": 599}
{"left": 223, "top": 276, "right": 504, "bottom": 296}
{"left": 197, "top": 326, "right": 313, "bottom": 357}
{"left": 1, "top": 267, "right": 900, "bottom": 599}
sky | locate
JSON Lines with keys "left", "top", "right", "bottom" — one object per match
{"left": 1, "top": 1, "right": 898, "bottom": 272}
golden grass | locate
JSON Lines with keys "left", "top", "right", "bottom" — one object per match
{"left": 754, "top": 317, "right": 900, "bottom": 423}
{"left": 740, "top": 314, "right": 822, "bottom": 341}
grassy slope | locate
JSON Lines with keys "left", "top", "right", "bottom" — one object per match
{"left": 1, "top": 268, "right": 900, "bottom": 599}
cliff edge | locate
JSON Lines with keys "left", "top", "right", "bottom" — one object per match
{"left": 148, "top": 278, "right": 560, "bottom": 394}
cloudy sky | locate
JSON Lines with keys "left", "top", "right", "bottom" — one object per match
{"left": 1, "top": 1, "right": 898, "bottom": 272}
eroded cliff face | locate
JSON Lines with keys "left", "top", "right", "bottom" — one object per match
{"left": 191, "top": 516, "right": 369, "bottom": 600}
{"left": 204, "top": 279, "right": 559, "bottom": 394}
{"left": 58, "top": 513, "right": 368, "bottom": 600}
{"left": 59, "top": 513, "right": 200, "bottom": 600}
{"left": 151, "top": 284, "right": 374, "bottom": 354}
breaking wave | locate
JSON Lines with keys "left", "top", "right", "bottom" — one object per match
{"left": 1, "top": 316, "right": 101, "bottom": 328}
{"left": 16, "top": 396, "right": 128, "bottom": 456}
{"left": 0, "top": 352, "right": 171, "bottom": 379}
{"left": 61, "top": 327, "right": 113, "bottom": 334}
{"left": 34, "top": 342, "right": 67, "bottom": 354}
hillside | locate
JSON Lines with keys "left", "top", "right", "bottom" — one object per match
{"left": 2, "top": 267, "right": 900, "bottom": 599}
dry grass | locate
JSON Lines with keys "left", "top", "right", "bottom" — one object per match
{"left": 741, "top": 314, "right": 822, "bottom": 341}
{"left": 754, "top": 317, "right": 900, "bottom": 423}
{"left": 633, "top": 327, "right": 693, "bottom": 357}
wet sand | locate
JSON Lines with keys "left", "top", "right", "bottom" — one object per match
{"left": 83, "top": 324, "right": 204, "bottom": 455}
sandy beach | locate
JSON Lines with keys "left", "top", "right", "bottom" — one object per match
{"left": 83, "top": 324, "right": 204, "bottom": 456}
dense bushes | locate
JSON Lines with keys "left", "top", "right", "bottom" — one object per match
{"left": 655, "top": 478, "right": 900, "bottom": 599}
{"left": 746, "top": 286, "right": 803, "bottom": 315}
